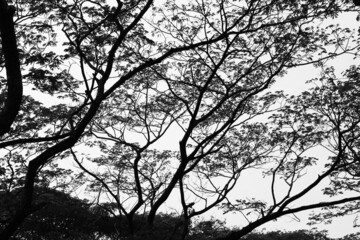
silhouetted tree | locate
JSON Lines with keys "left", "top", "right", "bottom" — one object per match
{"left": 1, "top": 0, "right": 360, "bottom": 239}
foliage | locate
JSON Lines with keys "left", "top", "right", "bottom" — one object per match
{"left": 0, "top": 187, "right": 106, "bottom": 240}
{"left": 241, "top": 230, "right": 330, "bottom": 240}
{"left": 1, "top": 0, "right": 360, "bottom": 240}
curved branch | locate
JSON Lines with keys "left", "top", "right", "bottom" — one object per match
{"left": 217, "top": 195, "right": 360, "bottom": 240}
{"left": 0, "top": 133, "right": 71, "bottom": 149}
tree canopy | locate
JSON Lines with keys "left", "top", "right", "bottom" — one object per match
{"left": 1, "top": 0, "right": 360, "bottom": 239}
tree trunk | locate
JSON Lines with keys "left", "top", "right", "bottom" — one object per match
{"left": 0, "top": 0, "right": 23, "bottom": 136}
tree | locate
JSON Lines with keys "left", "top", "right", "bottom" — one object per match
{"left": 1, "top": 186, "right": 186, "bottom": 239}
{"left": 240, "top": 230, "right": 330, "bottom": 240}
{"left": 0, "top": 187, "right": 111, "bottom": 239}
{"left": 1, "top": 0, "right": 360, "bottom": 239}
